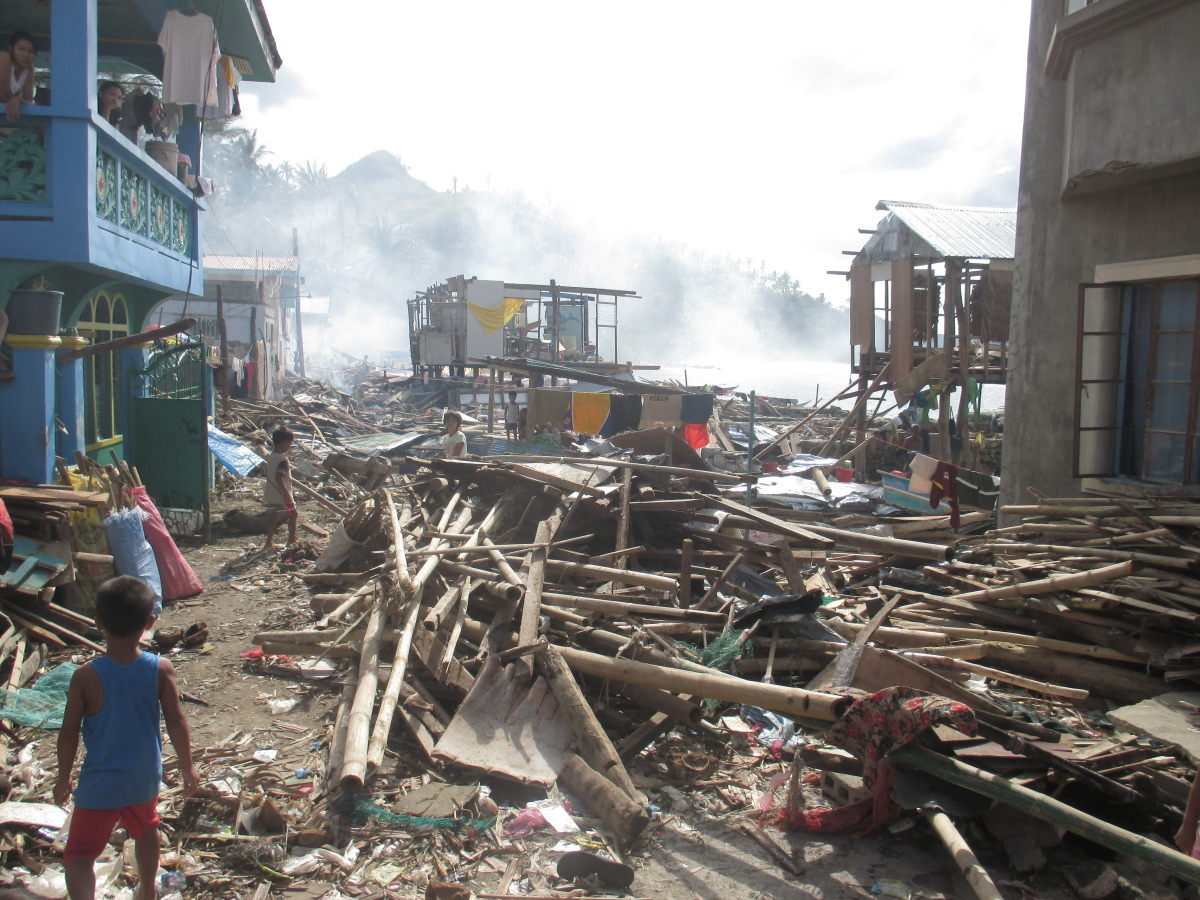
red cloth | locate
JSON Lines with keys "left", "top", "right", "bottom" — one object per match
{"left": 127, "top": 485, "right": 203, "bottom": 601}
{"left": 773, "top": 687, "right": 977, "bottom": 835}
{"left": 0, "top": 498, "right": 11, "bottom": 574}
{"left": 64, "top": 799, "right": 160, "bottom": 861}
{"left": 682, "top": 423, "right": 709, "bottom": 449}
{"left": 929, "top": 461, "right": 960, "bottom": 527}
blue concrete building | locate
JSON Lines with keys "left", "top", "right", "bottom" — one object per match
{"left": 0, "top": 0, "right": 280, "bottom": 482}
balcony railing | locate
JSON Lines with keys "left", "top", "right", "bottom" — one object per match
{"left": 0, "top": 107, "right": 202, "bottom": 295}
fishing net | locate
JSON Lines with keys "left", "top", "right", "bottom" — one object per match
{"left": 340, "top": 793, "right": 494, "bottom": 832}
{"left": 677, "top": 628, "right": 750, "bottom": 674}
{"left": 0, "top": 663, "right": 78, "bottom": 728}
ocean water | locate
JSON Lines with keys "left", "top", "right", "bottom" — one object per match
{"left": 646, "top": 358, "right": 1006, "bottom": 413}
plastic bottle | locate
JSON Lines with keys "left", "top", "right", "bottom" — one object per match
{"left": 159, "top": 871, "right": 186, "bottom": 895}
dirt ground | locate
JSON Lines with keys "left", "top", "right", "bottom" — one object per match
{"left": 142, "top": 487, "right": 1102, "bottom": 900}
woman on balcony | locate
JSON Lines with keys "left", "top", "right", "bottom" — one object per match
{"left": 0, "top": 30, "right": 37, "bottom": 122}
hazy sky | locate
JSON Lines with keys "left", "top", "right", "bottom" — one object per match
{"left": 238, "top": 2, "right": 1031, "bottom": 306}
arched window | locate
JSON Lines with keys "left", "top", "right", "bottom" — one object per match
{"left": 76, "top": 292, "right": 129, "bottom": 446}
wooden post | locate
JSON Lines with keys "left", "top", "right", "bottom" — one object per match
{"left": 538, "top": 645, "right": 642, "bottom": 802}
{"left": 487, "top": 367, "right": 496, "bottom": 433}
{"left": 557, "top": 753, "right": 649, "bottom": 847}
{"left": 216, "top": 285, "right": 229, "bottom": 413}
{"left": 679, "top": 538, "right": 693, "bottom": 607}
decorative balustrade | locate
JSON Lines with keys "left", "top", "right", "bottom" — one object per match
{"left": 0, "top": 110, "right": 200, "bottom": 287}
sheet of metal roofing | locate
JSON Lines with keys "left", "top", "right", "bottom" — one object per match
{"left": 877, "top": 200, "right": 1016, "bottom": 260}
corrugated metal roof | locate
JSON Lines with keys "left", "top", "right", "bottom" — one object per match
{"left": 876, "top": 200, "right": 1016, "bottom": 260}
{"left": 204, "top": 255, "right": 299, "bottom": 273}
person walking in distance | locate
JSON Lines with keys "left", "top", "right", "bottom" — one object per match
{"left": 263, "top": 426, "right": 298, "bottom": 548}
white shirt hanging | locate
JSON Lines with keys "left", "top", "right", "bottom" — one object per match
{"left": 157, "top": 10, "right": 220, "bottom": 107}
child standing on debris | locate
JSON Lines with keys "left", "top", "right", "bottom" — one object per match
{"left": 504, "top": 391, "right": 521, "bottom": 441}
{"left": 263, "top": 425, "right": 298, "bottom": 548}
{"left": 55, "top": 576, "right": 199, "bottom": 900}
{"left": 442, "top": 410, "right": 467, "bottom": 458}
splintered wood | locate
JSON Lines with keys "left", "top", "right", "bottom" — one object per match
{"left": 252, "top": 426, "right": 1200, "bottom": 883}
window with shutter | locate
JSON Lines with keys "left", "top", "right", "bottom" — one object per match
{"left": 1076, "top": 278, "right": 1200, "bottom": 483}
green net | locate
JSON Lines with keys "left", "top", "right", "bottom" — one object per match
{"left": 679, "top": 628, "right": 750, "bottom": 673}
{"left": 343, "top": 793, "right": 494, "bottom": 832}
{"left": 0, "top": 663, "right": 78, "bottom": 728}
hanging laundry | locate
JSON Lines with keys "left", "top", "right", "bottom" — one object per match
{"left": 607, "top": 394, "right": 642, "bottom": 433}
{"left": 683, "top": 423, "right": 710, "bottom": 450}
{"left": 908, "top": 453, "right": 938, "bottom": 494}
{"left": 571, "top": 392, "right": 611, "bottom": 436}
{"left": 640, "top": 394, "right": 683, "bottom": 427}
{"left": 215, "top": 56, "right": 241, "bottom": 118}
{"left": 680, "top": 393, "right": 715, "bottom": 425}
{"left": 466, "top": 297, "right": 525, "bottom": 334}
{"left": 528, "top": 389, "right": 571, "bottom": 426}
{"left": 955, "top": 469, "right": 1000, "bottom": 512}
{"left": 929, "top": 461, "right": 961, "bottom": 528}
{"left": 157, "top": 10, "right": 220, "bottom": 107}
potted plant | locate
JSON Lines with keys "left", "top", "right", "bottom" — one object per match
{"left": 6, "top": 275, "right": 63, "bottom": 336}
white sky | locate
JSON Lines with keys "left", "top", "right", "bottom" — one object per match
{"left": 238, "top": 1, "right": 1032, "bottom": 306}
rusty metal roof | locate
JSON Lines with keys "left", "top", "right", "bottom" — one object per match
{"left": 876, "top": 200, "right": 1016, "bottom": 260}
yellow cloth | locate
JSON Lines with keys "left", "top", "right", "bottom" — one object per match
{"left": 571, "top": 392, "right": 611, "bottom": 435}
{"left": 466, "top": 297, "right": 525, "bottom": 335}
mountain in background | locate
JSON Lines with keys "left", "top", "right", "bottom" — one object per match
{"left": 201, "top": 128, "right": 848, "bottom": 364}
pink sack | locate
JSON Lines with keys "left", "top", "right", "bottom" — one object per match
{"left": 128, "top": 485, "right": 203, "bottom": 601}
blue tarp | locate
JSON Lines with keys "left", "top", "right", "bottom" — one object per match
{"left": 208, "top": 424, "right": 264, "bottom": 477}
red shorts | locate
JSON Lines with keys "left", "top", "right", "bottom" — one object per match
{"left": 63, "top": 799, "right": 160, "bottom": 862}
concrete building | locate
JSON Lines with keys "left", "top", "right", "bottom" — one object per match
{"left": 1005, "top": 0, "right": 1200, "bottom": 504}
{"left": 0, "top": 0, "right": 280, "bottom": 481}
{"left": 156, "top": 254, "right": 300, "bottom": 401}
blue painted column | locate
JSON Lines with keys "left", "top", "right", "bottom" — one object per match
{"left": 118, "top": 344, "right": 148, "bottom": 463}
{"left": 52, "top": 0, "right": 97, "bottom": 114}
{"left": 0, "top": 335, "right": 62, "bottom": 482}
{"left": 56, "top": 336, "right": 89, "bottom": 460}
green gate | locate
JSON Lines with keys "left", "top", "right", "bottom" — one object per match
{"left": 128, "top": 342, "right": 210, "bottom": 535}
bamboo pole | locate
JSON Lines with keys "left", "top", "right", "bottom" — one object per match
{"left": 941, "top": 559, "right": 1134, "bottom": 605}
{"left": 340, "top": 600, "right": 390, "bottom": 791}
{"left": 544, "top": 560, "right": 677, "bottom": 593}
{"left": 893, "top": 743, "right": 1200, "bottom": 886}
{"left": 901, "top": 651, "right": 1088, "bottom": 699}
{"left": 894, "top": 623, "right": 1141, "bottom": 662}
{"left": 984, "top": 541, "right": 1191, "bottom": 570}
{"left": 925, "top": 809, "right": 1004, "bottom": 900}
{"left": 541, "top": 592, "right": 725, "bottom": 622}
{"left": 365, "top": 596, "right": 423, "bottom": 769}
{"left": 556, "top": 645, "right": 845, "bottom": 721}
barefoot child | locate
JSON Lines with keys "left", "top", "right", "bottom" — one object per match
{"left": 263, "top": 425, "right": 297, "bottom": 548}
{"left": 55, "top": 576, "right": 199, "bottom": 900}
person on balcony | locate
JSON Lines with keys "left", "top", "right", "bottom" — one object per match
{"left": 0, "top": 31, "right": 37, "bottom": 122}
{"left": 119, "top": 89, "right": 165, "bottom": 149}
{"left": 97, "top": 81, "right": 124, "bottom": 127}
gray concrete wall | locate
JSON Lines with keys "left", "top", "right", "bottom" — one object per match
{"left": 1004, "top": 1, "right": 1200, "bottom": 509}
{"left": 1067, "top": 4, "right": 1200, "bottom": 181}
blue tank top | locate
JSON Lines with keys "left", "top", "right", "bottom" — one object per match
{"left": 75, "top": 652, "right": 163, "bottom": 809}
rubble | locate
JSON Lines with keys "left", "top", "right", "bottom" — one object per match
{"left": 5, "top": 375, "right": 1200, "bottom": 898}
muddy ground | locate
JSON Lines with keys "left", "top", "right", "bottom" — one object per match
{"left": 141, "top": 486, "right": 1106, "bottom": 900}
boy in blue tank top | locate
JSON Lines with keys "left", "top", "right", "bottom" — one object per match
{"left": 54, "top": 576, "right": 199, "bottom": 900}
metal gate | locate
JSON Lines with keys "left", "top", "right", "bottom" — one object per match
{"left": 128, "top": 342, "right": 210, "bottom": 534}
